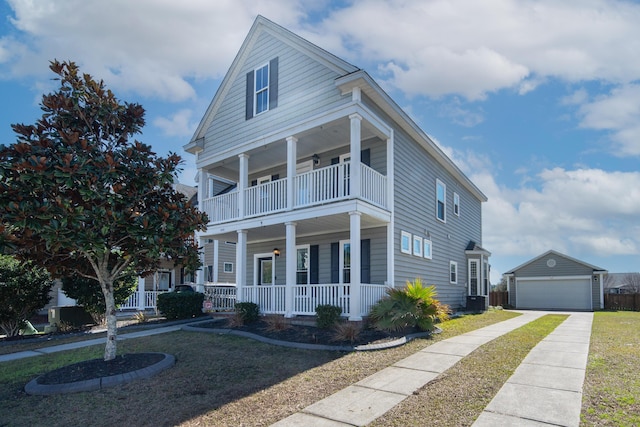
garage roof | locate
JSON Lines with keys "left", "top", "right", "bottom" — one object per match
{"left": 505, "top": 249, "right": 607, "bottom": 275}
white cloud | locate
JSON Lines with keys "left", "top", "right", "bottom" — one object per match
{"left": 438, "top": 98, "right": 484, "bottom": 127}
{"left": 560, "top": 88, "right": 589, "bottom": 106}
{"left": 3, "top": 0, "right": 304, "bottom": 100}
{"left": 577, "top": 84, "right": 640, "bottom": 156}
{"left": 314, "top": 0, "right": 640, "bottom": 100}
{"left": 154, "top": 109, "right": 198, "bottom": 138}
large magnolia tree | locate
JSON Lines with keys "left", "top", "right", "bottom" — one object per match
{"left": 0, "top": 61, "right": 207, "bottom": 360}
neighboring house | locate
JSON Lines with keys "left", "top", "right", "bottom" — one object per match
{"left": 184, "top": 16, "right": 490, "bottom": 320}
{"left": 503, "top": 250, "right": 607, "bottom": 311}
{"left": 605, "top": 272, "right": 640, "bottom": 294}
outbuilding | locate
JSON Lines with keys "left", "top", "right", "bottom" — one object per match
{"left": 504, "top": 250, "right": 606, "bottom": 311}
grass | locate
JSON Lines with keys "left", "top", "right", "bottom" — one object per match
{"left": 0, "top": 309, "right": 517, "bottom": 427}
{"left": 581, "top": 311, "right": 640, "bottom": 426}
{"left": 370, "top": 314, "right": 568, "bottom": 426}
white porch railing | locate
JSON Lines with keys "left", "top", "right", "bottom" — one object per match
{"left": 201, "top": 162, "right": 388, "bottom": 225}
{"left": 203, "top": 284, "right": 237, "bottom": 311}
{"left": 118, "top": 291, "right": 168, "bottom": 310}
{"left": 243, "top": 285, "right": 287, "bottom": 314}
{"left": 245, "top": 179, "right": 288, "bottom": 217}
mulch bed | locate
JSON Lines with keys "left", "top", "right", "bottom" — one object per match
{"left": 197, "top": 318, "right": 415, "bottom": 347}
{"left": 36, "top": 353, "right": 166, "bottom": 385}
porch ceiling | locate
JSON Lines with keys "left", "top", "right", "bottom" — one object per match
{"left": 203, "top": 211, "right": 386, "bottom": 244}
{"left": 205, "top": 116, "right": 381, "bottom": 180}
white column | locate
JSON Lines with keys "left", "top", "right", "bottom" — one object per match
{"left": 236, "top": 230, "right": 248, "bottom": 302}
{"left": 238, "top": 154, "right": 249, "bottom": 219}
{"left": 286, "top": 137, "right": 297, "bottom": 210}
{"left": 349, "top": 113, "right": 362, "bottom": 199}
{"left": 197, "top": 168, "right": 205, "bottom": 212}
{"left": 212, "top": 240, "right": 219, "bottom": 283}
{"left": 349, "top": 211, "right": 362, "bottom": 321}
{"left": 386, "top": 132, "right": 394, "bottom": 288}
{"left": 137, "top": 277, "right": 145, "bottom": 310}
{"left": 196, "top": 236, "right": 206, "bottom": 285}
{"left": 284, "top": 221, "right": 297, "bottom": 318}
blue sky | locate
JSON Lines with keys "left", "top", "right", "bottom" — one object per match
{"left": 1, "top": 0, "right": 639, "bottom": 282}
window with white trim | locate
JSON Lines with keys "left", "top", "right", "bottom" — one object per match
{"left": 254, "top": 63, "right": 270, "bottom": 115}
{"left": 450, "top": 261, "right": 458, "bottom": 284}
{"left": 401, "top": 231, "right": 411, "bottom": 254}
{"left": 296, "top": 245, "right": 310, "bottom": 285}
{"left": 453, "top": 192, "right": 460, "bottom": 216}
{"left": 413, "top": 235, "right": 423, "bottom": 257}
{"left": 436, "top": 179, "right": 446, "bottom": 222}
{"left": 223, "top": 262, "right": 233, "bottom": 273}
{"left": 423, "top": 238, "right": 432, "bottom": 259}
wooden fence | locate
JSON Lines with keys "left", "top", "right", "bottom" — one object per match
{"left": 489, "top": 291, "right": 509, "bottom": 307}
{"left": 604, "top": 293, "right": 640, "bottom": 311}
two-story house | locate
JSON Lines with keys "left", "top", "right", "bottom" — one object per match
{"left": 185, "top": 16, "right": 490, "bottom": 320}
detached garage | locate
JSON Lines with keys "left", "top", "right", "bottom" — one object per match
{"left": 504, "top": 250, "right": 607, "bottom": 311}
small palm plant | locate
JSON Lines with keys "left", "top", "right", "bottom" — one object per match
{"left": 369, "top": 278, "right": 449, "bottom": 332}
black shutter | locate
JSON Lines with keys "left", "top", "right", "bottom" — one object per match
{"left": 361, "top": 148, "right": 371, "bottom": 167}
{"left": 271, "top": 174, "right": 279, "bottom": 180}
{"left": 269, "top": 57, "right": 278, "bottom": 109}
{"left": 251, "top": 179, "right": 257, "bottom": 186}
{"left": 361, "top": 239, "right": 370, "bottom": 283}
{"left": 245, "top": 70, "right": 254, "bottom": 120}
{"left": 310, "top": 245, "right": 319, "bottom": 284}
{"left": 331, "top": 157, "right": 339, "bottom": 165}
{"left": 330, "top": 242, "right": 339, "bottom": 283}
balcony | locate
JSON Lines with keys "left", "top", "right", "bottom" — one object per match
{"left": 202, "top": 162, "right": 388, "bottom": 225}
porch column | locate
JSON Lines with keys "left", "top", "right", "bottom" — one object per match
{"left": 137, "top": 277, "right": 145, "bottom": 310}
{"left": 236, "top": 229, "right": 248, "bottom": 303}
{"left": 349, "top": 211, "right": 362, "bottom": 321}
{"left": 349, "top": 113, "right": 362, "bottom": 198}
{"left": 238, "top": 153, "right": 249, "bottom": 219}
{"left": 284, "top": 221, "right": 297, "bottom": 318}
{"left": 196, "top": 236, "right": 206, "bottom": 285}
{"left": 212, "top": 240, "right": 219, "bottom": 283}
{"left": 387, "top": 132, "right": 395, "bottom": 288}
{"left": 286, "top": 137, "right": 297, "bottom": 210}
{"left": 197, "top": 168, "right": 205, "bottom": 212}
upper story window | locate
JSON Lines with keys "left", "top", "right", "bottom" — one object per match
{"left": 254, "top": 64, "right": 269, "bottom": 115}
{"left": 453, "top": 192, "right": 460, "bottom": 217}
{"left": 246, "top": 58, "right": 279, "bottom": 120}
{"left": 436, "top": 179, "right": 446, "bottom": 222}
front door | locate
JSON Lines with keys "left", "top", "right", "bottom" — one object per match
{"left": 258, "top": 257, "right": 273, "bottom": 286}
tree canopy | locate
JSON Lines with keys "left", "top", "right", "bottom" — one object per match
{"left": 0, "top": 60, "right": 207, "bottom": 359}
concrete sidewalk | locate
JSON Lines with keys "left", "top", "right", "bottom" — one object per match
{"left": 474, "top": 312, "right": 593, "bottom": 427}
{"left": 0, "top": 324, "right": 186, "bottom": 363}
{"left": 271, "top": 311, "right": 552, "bottom": 427}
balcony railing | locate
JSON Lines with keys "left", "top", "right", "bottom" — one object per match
{"left": 202, "top": 163, "right": 388, "bottom": 225}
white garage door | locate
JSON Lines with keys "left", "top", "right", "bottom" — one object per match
{"left": 516, "top": 278, "right": 592, "bottom": 310}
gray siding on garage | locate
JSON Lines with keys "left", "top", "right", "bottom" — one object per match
{"left": 506, "top": 250, "right": 605, "bottom": 310}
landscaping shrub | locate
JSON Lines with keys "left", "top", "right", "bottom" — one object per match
{"left": 0, "top": 255, "right": 53, "bottom": 337}
{"left": 157, "top": 292, "right": 205, "bottom": 320}
{"left": 332, "top": 321, "right": 362, "bottom": 343}
{"left": 263, "top": 314, "right": 291, "bottom": 332}
{"left": 369, "top": 278, "right": 448, "bottom": 332}
{"left": 234, "top": 302, "right": 260, "bottom": 324}
{"left": 316, "top": 304, "right": 342, "bottom": 329}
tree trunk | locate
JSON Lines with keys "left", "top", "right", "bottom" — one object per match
{"left": 102, "top": 285, "right": 118, "bottom": 361}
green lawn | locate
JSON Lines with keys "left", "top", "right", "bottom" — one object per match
{"left": 581, "top": 311, "right": 640, "bottom": 426}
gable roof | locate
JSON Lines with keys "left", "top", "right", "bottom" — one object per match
{"left": 505, "top": 249, "right": 607, "bottom": 274}
{"left": 185, "top": 15, "right": 486, "bottom": 202}
{"left": 187, "top": 15, "right": 358, "bottom": 147}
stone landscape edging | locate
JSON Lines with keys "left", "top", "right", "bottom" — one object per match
{"left": 182, "top": 324, "right": 437, "bottom": 351}
{"left": 24, "top": 352, "right": 175, "bottom": 395}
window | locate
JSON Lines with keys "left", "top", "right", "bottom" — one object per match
{"left": 423, "top": 238, "right": 432, "bottom": 259}
{"left": 413, "top": 235, "right": 423, "bottom": 257}
{"left": 254, "top": 63, "right": 269, "bottom": 115}
{"left": 436, "top": 180, "right": 446, "bottom": 222}
{"left": 296, "top": 246, "right": 309, "bottom": 285}
{"left": 223, "top": 262, "right": 233, "bottom": 273}
{"left": 401, "top": 231, "right": 411, "bottom": 254}
{"left": 246, "top": 58, "right": 278, "bottom": 120}
{"left": 450, "top": 261, "right": 458, "bottom": 284}
{"left": 453, "top": 192, "right": 460, "bottom": 216}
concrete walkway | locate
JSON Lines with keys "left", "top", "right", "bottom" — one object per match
{"left": 474, "top": 312, "right": 593, "bottom": 427}
{"left": 270, "top": 311, "right": 568, "bottom": 427}
{"left": 0, "top": 324, "right": 186, "bottom": 363}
